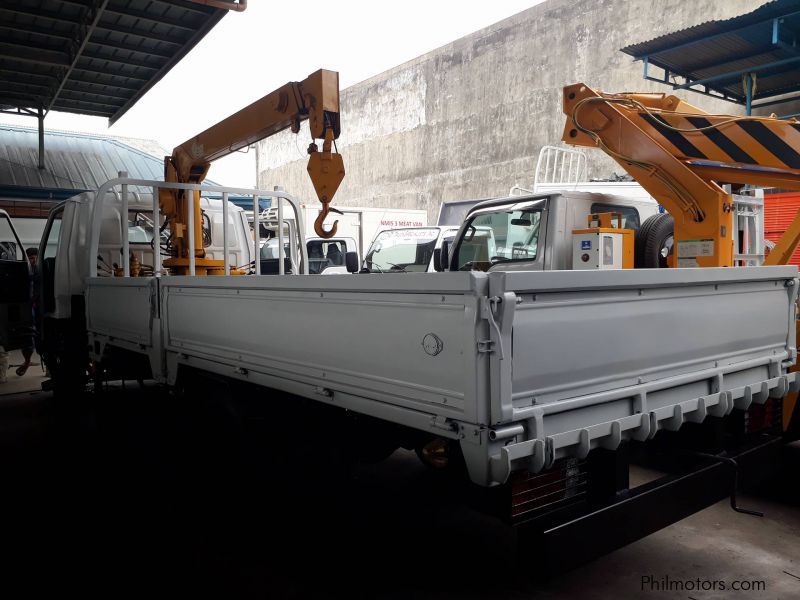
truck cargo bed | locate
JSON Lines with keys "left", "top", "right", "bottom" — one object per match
{"left": 85, "top": 266, "right": 799, "bottom": 486}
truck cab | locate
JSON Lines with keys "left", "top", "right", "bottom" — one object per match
{"left": 445, "top": 190, "right": 660, "bottom": 272}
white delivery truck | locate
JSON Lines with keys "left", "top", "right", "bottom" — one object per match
{"left": 9, "top": 177, "right": 799, "bottom": 570}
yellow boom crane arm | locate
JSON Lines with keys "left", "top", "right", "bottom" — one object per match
{"left": 161, "top": 68, "right": 345, "bottom": 275}
{"left": 561, "top": 83, "right": 800, "bottom": 267}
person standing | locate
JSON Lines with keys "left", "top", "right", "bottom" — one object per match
{"left": 15, "top": 247, "right": 39, "bottom": 377}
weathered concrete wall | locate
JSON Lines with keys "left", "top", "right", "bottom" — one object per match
{"left": 257, "top": 0, "right": 764, "bottom": 222}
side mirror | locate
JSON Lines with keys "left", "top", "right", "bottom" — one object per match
{"left": 440, "top": 241, "right": 450, "bottom": 271}
{"left": 345, "top": 251, "right": 359, "bottom": 273}
{"left": 433, "top": 248, "right": 443, "bottom": 272}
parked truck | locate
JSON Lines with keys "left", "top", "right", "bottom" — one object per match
{"left": 6, "top": 71, "right": 800, "bottom": 569}
{"left": 7, "top": 175, "right": 795, "bottom": 569}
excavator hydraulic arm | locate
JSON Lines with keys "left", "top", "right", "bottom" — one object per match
{"left": 562, "top": 83, "right": 800, "bottom": 267}
{"left": 161, "top": 69, "right": 345, "bottom": 274}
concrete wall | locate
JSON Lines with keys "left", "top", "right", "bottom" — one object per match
{"left": 257, "top": 0, "right": 764, "bottom": 222}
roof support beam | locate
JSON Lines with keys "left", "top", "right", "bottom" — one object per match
{"left": 65, "top": 79, "right": 140, "bottom": 93}
{"left": 53, "top": 97, "right": 120, "bottom": 111}
{"left": 0, "top": 5, "right": 82, "bottom": 25}
{"left": 0, "top": 42, "right": 69, "bottom": 68}
{"left": 78, "top": 50, "right": 161, "bottom": 71}
{"left": 47, "top": 0, "right": 110, "bottom": 114}
{"left": 162, "top": 0, "right": 213, "bottom": 15}
{"left": 72, "top": 65, "right": 150, "bottom": 81}
{"left": 0, "top": 78, "right": 54, "bottom": 93}
{"left": 94, "top": 24, "right": 184, "bottom": 46}
{"left": 0, "top": 91, "right": 43, "bottom": 104}
{"left": 0, "top": 23, "right": 74, "bottom": 41}
{"left": 86, "top": 37, "right": 173, "bottom": 59}
{"left": 644, "top": 75, "right": 743, "bottom": 103}
{"left": 60, "top": 86, "right": 132, "bottom": 102}
{"left": 102, "top": 8, "right": 197, "bottom": 32}
{"left": 0, "top": 66, "right": 61, "bottom": 84}
{"left": 0, "top": 107, "right": 38, "bottom": 117}
{"left": 752, "top": 89, "right": 800, "bottom": 109}
{"left": 45, "top": 106, "right": 110, "bottom": 118}
{"left": 672, "top": 55, "right": 800, "bottom": 90}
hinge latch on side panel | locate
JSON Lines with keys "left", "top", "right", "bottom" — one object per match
{"left": 430, "top": 415, "right": 457, "bottom": 433}
{"left": 479, "top": 295, "right": 505, "bottom": 359}
{"left": 477, "top": 339, "right": 496, "bottom": 354}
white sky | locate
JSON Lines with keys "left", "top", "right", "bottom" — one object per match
{"left": 3, "top": 1, "right": 542, "bottom": 187}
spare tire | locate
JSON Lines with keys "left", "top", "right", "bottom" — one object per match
{"left": 635, "top": 213, "right": 674, "bottom": 268}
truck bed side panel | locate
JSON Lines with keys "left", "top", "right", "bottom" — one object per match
{"left": 160, "top": 274, "right": 486, "bottom": 422}
{"left": 86, "top": 278, "right": 155, "bottom": 346}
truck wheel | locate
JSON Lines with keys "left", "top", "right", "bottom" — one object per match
{"left": 635, "top": 214, "right": 674, "bottom": 268}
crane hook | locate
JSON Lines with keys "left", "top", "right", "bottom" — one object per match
{"left": 314, "top": 203, "right": 343, "bottom": 237}
{"left": 307, "top": 129, "right": 345, "bottom": 239}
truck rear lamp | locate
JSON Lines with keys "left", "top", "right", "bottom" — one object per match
{"left": 418, "top": 438, "right": 451, "bottom": 469}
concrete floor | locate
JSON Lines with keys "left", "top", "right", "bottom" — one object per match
{"left": 0, "top": 349, "right": 47, "bottom": 395}
{"left": 0, "top": 383, "right": 798, "bottom": 599}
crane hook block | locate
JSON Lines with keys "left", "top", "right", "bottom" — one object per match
{"left": 307, "top": 147, "right": 345, "bottom": 239}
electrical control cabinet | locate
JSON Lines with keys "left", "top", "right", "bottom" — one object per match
{"left": 572, "top": 231, "right": 624, "bottom": 270}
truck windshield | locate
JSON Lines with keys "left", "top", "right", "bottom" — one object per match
{"left": 365, "top": 228, "right": 439, "bottom": 272}
{"left": 456, "top": 204, "right": 543, "bottom": 269}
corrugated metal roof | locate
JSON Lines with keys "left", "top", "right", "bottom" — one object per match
{"left": 621, "top": 0, "right": 800, "bottom": 104}
{"left": 0, "top": 123, "right": 166, "bottom": 191}
{"left": 0, "top": 1, "right": 238, "bottom": 124}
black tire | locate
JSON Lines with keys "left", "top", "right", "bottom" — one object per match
{"left": 635, "top": 213, "right": 674, "bottom": 268}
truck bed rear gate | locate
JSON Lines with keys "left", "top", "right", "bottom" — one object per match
{"left": 485, "top": 267, "right": 798, "bottom": 482}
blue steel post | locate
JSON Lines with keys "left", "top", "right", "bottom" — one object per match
{"left": 745, "top": 73, "right": 753, "bottom": 116}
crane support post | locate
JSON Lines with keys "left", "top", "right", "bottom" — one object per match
{"left": 562, "top": 83, "right": 800, "bottom": 267}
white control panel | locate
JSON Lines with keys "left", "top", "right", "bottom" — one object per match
{"left": 572, "top": 232, "right": 624, "bottom": 270}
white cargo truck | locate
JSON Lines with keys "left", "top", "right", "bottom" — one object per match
{"left": 11, "top": 177, "right": 799, "bottom": 569}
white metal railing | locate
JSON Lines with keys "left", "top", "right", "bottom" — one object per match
{"left": 532, "top": 145, "right": 587, "bottom": 192}
{"left": 87, "top": 176, "right": 309, "bottom": 278}
{"left": 732, "top": 191, "right": 765, "bottom": 267}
